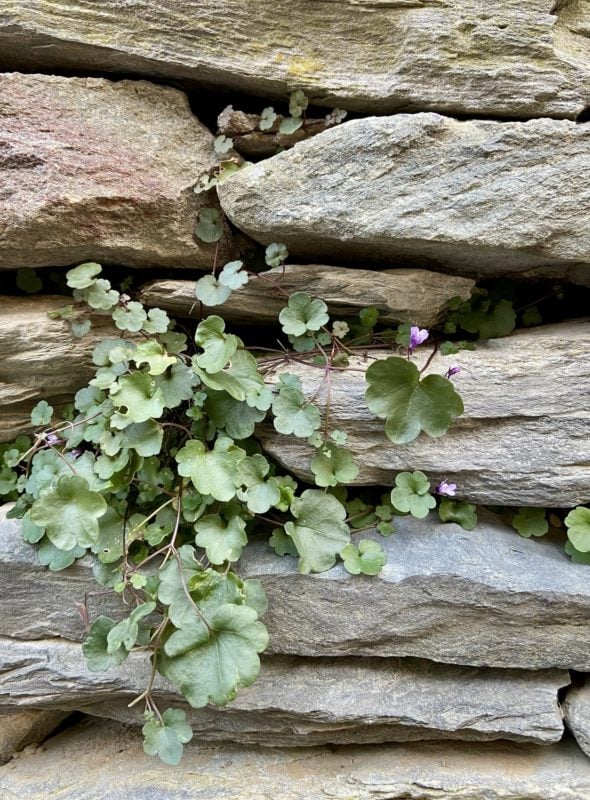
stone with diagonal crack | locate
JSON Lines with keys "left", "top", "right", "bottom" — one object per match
{"left": 0, "top": 709, "right": 69, "bottom": 764}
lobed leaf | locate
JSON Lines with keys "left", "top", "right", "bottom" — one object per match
{"left": 142, "top": 708, "right": 193, "bottom": 766}
{"left": 30, "top": 475, "right": 107, "bottom": 550}
{"left": 341, "top": 539, "right": 386, "bottom": 576}
{"left": 565, "top": 507, "right": 590, "bottom": 552}
{"left": 279, "top": 292, "right": 329, "bottom": 337}
{"left": 284, "top": 489, "right": 350, "bottom": 573}
{"left": 512, "top": 507, "right": 549, "bottom": 538}
{"left": 176, "top": 438, "right": 244, "bottom": 502}
{"left": 391, "top": 470, "right": 436, "bottom": 519}
{"left": 195, "top": 514, "right": 248, "bottom": 564}
{"left": 159, "top": 603, "right": 268, "bottom": 708}
{"left": 438, "top": 498, "right": 478, "bottom": 531}
{"left": 365, "top": 357, "right": 463, "bottom": 445}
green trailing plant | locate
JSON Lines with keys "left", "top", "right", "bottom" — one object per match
{"left": 1, "top": 250, "right": 474, "bottom": 763}
{"left": 3, "top": 246, "right": 580, "bottom": 765}
{"left": 3, "top": 88, "right": 584, "bottom": 761}
{"left": 2, "top": 234, "right": 587, "bottom": 765}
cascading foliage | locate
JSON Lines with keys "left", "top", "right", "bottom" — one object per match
{"left": 2, "top": 91, "right": 588, "bottom": 764}
{"left": 0, "top": 249, "right": 471, "bottom": 763}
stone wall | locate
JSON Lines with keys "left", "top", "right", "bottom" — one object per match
{"left": 1, "top": 3, "right": 590, "bottom": 797}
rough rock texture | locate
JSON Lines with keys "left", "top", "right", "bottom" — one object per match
{"left": 563, "top": 683, "right": 590, "bottom": 757}
{"left": 0, "top": 72, "right": 228, "bottom": 270}
{"left": 219, "top": 114, "right": 590, "bottom": 284}
{"left": 0, "top": 296, "right": 119, "bottom": 442}
{"left": 2, "top": 719, "right": 590, "bottom": 800}
{"left": 217, "top": 106, "right": 330, "bottom": 159}
{"left": 3, "top": 506, "right": 590, "bottom": 670}
{"left": 0, "top": 710, "right": 68, "bottom": 764}
{"left": 139, "top": 267, "right": 474, "bottom": 329}
{"left": 2, "top": 3, "right": 590, "bottom": 119}
{"left": 259, "top": 320, "right": 590, "bottom": 507}
{"left": 0, "top": 639, "right": 567, "bottom": 746}
{"left": 0, "top": 506, "right": 124, "bottom": 642}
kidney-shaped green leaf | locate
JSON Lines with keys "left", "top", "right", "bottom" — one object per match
{"left": 365, "top": 357, "right": 463, "bottom": 444}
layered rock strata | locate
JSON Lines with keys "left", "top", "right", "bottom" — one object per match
{"left": 138, "top": 267, "right": 474, "bottom": 329}
{"left": 564, "top": 683, "right": 590, "bottom": 758}
{"left": 218, "top": 113, "right": 590, "bottom": 284}
{"left": 0, "top": 296, "right": 118, "bottom": 442}
{"left": 0, "top": 639, "right": 567, "bottom": 746}
{"left": 2, "top": 719, "right": 590, "bottom": 800}
{"left": 2, "top": 2, "right": 590, "bottom": 118}
{"left": 3, "top": 507, "right": 590, "bottom": 670}
{"left": 258, "top": 321, "right": 590, "bottom": 507}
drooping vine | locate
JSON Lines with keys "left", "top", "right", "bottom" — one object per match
{"left": 1, "top": 89, "right": 586, "bottom": 764}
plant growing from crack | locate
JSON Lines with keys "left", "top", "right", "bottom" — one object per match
{"left": 0, "top": 248, "right": 471, "bottom": 763}
{"left": 3, "top": 87, "right": 579, "bottom": 763}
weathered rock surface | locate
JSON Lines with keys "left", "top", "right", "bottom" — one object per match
{"left": 0, "top": 710, "right": 68, "bottom": 764}
{"left": 218, "top": 114, "right": 590, "bottom": 284}
{"left": 0, "top": 639, "right": 567, "bottom": 746}
{"left": 2, "top": 3, "right": 590, "bottom": 119}
{"left": 563, "top": 683, "right": 590, "bottom": 757}
{"left": 2, "top": 718, "right": 590, "bottom": 800}
{"left": 0, "top": 73, "right": 227, "bottom": 270}
{"left": 259, "top": 320, "right": 590, "bottom": 507}
{"left": 217, "top": 105, "right": 331, "bottom": 159}
{"left": 3, "top": 506, "right": 590, "bottom": 670}
{"left": 0, "top": 296, "right": 119, "bottom": 442}
{"left": 139, "top": 266, "right": 474, "bottom": 329}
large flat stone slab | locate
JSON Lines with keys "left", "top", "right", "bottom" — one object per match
{"left": 0, "top": 296, "right": 119, "bottom": 442}
{"left": 2, "top": 718, "right": 589, "bottom": 800}
{"left": 0, "top": 638, "right": 566, "bottom": 746}
{"left": 218, "top": 114, "right": 590, "bottom": 283}
{"left": 2, "top": 3, "right": 590, "bottom": 119}
{"left": 563, "top": 683, "right": 590, "bottom": 757}
{"left": 0, "top": 73, "right": 227, "bottom": 270}
{"left": 259, "top": 321, "right": 590, "bottom": 507}
{"left": 138, "top": 267, "right": 474, "bottom": 329}
{"left": 3, "top": 506, "right": 590, "bottom": 670}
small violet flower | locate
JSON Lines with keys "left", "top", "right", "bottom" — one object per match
{"left": 435, "top": 480, "right": 457, "bottom": 497}
{"left": 445, "top": 365, "right": 462, "bottom": 379}
{"left": 45, "top": 433, "right": 63, "bottom": 446}
{"left": 409, "top": 326, "right": 429, "bottom": 350}
{"left": 68, "top": 448, "right": 82, "bottom": 460}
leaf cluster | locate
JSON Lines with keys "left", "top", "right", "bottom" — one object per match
{"left": 6, "top": 184, "right": 494, "bottom": 766}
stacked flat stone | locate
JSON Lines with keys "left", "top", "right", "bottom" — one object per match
{"left": 1, "top": 2, "right": 590, "bottom": 794}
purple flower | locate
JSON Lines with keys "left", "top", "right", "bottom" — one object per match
{"left": 435, "top": 480, "right": 457, "bottom": 497}
{"left": 409, "top": 326, "right": 429, "bottom": 350}
{"left": 45, "top": 433, "right": 63, "bottom": 446}
{"left": 68, "top": 448, "right": 82, "bottom": 459}
{"left": 445, "top": 365, "right": 461, "bottom": 379}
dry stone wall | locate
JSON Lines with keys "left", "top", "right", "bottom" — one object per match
{"left": 1, "top": 2, "right": 590, "bottom": 796}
